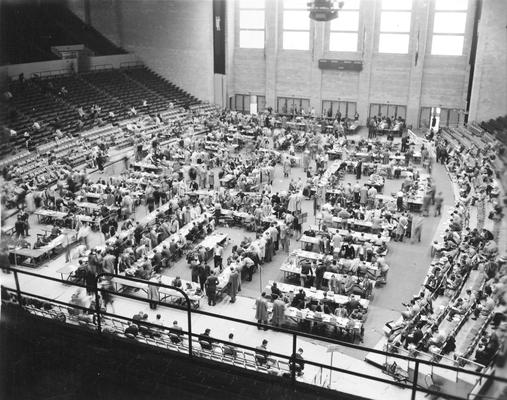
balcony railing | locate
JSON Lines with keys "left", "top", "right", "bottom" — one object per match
{"left": 1, "top": 266, "right": 505, "bottom": 400}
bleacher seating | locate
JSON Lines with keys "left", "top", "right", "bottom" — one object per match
{"left": 0, "top": 64, "right": 206, "bottom": 155}
{"left": 81, "top": 69, "right": 170, "bottom": 116}
{"left": 5, "top": 80, "right": 77, "bottom": 148}
{"left": 45, "top": 74, "right": 123, "bottom": 122}
{"left": 123, "top": 66, "right": 199, "bottom": 108}
{"left": 20, "top": 300, "right": 293, "bottom": 378}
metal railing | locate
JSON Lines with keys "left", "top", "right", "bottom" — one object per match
{"left": 2, "top": 266, "right": 506, "bottom": 400}
{"left": 119, "top": 61, "right": 144, "bottom": 69}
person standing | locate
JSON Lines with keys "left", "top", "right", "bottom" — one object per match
{"left": 412, "top": 216, "right": 424, "bottom": 244}
{"left": 214, "top": 243, "right": 223, "bottom": 271}
{"left": 434, "top": 192, "right": 444, "bottom": 217}
{"left": 148, "top": 275, "right": 161, "bottom": 310}
{"left": 356, "top": 160, "right": 362, "bottom": 180}
{"left": 228, "top": 267, "right": 240, "bottom": 303}
{"left": 205, "top": 272, "right": 219, "bottom": 306}
{"left": 271, "top": 294, "right": 286, "bottom": 327}
{"left": 255, "top": 292, "right": 269, "bottom": 329}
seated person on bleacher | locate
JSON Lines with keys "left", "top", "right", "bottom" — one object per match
{"left": 198, "top": 328, "right": 213, "bottom": 350}
{"left": 255, "top": 339, "right": 271, "bottom": 366}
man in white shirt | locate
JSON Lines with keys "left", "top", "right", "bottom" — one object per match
{"left": 214, "top": 243, "right": 223, "bottom": 270}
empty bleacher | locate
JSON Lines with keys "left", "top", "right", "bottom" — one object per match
{"left": 123, "top": 66, "right": 200, "bottom": 108}
{"left": 45, "top": 74, "right": 123, "bottom": 122}
{"left": 81, "top": 69, "right": 170, "bottom": 115}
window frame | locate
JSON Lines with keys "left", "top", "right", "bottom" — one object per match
{"left": 369, "top": 103, "right": 407, "bottom": 120}
{"left": 378, "top": 0, "right": 412, "bottom": 54}
{"left": 238, "top": 0, "right": 265, "bottom": 49}
{"left": 282, "top": 0, "right": 311, "bottom": 51}
{"left": 277, "top": 97, "right": 310, "bottom": 114}
{"left": 328, "top": 2, "right": 361, "bottom": 53}
{"left": 322, "top": 100, "right": 358, "bottom": 119}
{"left": 430, "top": 1, "right": 468, "bottom": 56}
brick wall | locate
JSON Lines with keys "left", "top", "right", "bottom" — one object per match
{"left": 229, "top": 0, "right": 478, "bottom": 126}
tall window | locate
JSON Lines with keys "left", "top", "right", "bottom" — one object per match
{"left": 235, "top": 94, "right": 250, "bottom": 112}
{"left": 283, "top": 0, "right": 310, "bottom": 50}
{"left": 234, "top": 94, "right": 266, "bottom": 113}
{"left": 329, "top": 0, "right": 360, "bottom": 52}
{"left": 239, "top": 0, "right": 265, "bottom": 48}
{"left": 277, "top": 97, "right": 310, "bottom": 114}
{"left": 369, "top": 103, "right": 406, "bottom": 120}
{"left": 322, "top": 100, "right": 357, "bottom": 119}
{"left": 379, "top": 0, "right": 412, "bottom": 54}
{"left": 431, "top": 0, "right": 468, "bottom": 56}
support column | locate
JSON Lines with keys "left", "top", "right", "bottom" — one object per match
{"left": 356, "top": 0, "right": 377, "bottom": 125}
{"left": 406, "top": 0, "right": 431, "bottom": 128}
{"left": 264, "top": 0, "right": 280, "bottom": 109}
{"left": 311, "top": 19, "right": 325, "bottom": 115}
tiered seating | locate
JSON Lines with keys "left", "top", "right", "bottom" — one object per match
{"left": 481, "top": 115, "right": 507, "bottom": 145}
{"left": 82, "top": 69, "right": 169, "bottom": 115}
{"left": 81, "top": 124, "right": 125, "bottom": 149}
{"left": 46, "top": 74, "right": 123, "bottom": 122}
{"left": 17, "top": 295, "right": 292, "bottom": 377}
{"left": 123, "top": 66, "right": 199, "bottom": 108}
{"left": 6, "top": 81, "right": 76, "bottom": 147}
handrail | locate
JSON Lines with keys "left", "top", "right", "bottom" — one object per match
{"left": 119, "top": 61, "right": 144, "bottom": 69}
{"left": 3, "top": 265, "right": 504, "bottom": 379}
{"left": 2, "top": 265, "right": 506, "bottom": 400}
{"left": 91, "top": 64, "right": 114, "bottom": 71}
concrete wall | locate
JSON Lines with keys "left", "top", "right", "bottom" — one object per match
{"left": 0, "top": 59, "right": 77, "bottom": 79}
{"left": 68, "top": 0, "right": 214, "bottom": 102}
{"left": 469, "top": 0, "right": 507, "bottom": 122}
{"left": 229, "top": 0, "right": 478, "bottom": 126}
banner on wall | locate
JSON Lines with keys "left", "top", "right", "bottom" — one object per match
{"left": 213, "top": 0, "right": 226, "bottom": 75}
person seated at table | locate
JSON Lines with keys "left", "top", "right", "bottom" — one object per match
{"left": 472, "top": 295, "right": 496, "bottom": 319}
{"left": 343, "top": 274, "right": 355, "bottom": 295}
{"left": 474, "top": 332, "right": 499, "bottom": 366}
{"left": 334, "top": 305, "right": 348, "bottom": 318}
{"left": 349, "top": 308, "right": 364, "bottom": 322}
{"left": 428, "top": 327, "right": 447, "bottom": 348}
{"left": 402, "top": 322, "right": 425, "bottom": 350}
{"left": 444, "top": 273, "right": 463, "bottom": 297}
{"left": 345, "top": 295, "right": 361, "bottom": 314}
{"left": 171, "top": 276, "right": 182, "bottom": 288}
{"left": 271, "top": 282, "right": 282, "bottom": 299}
{"left": 315, "top": 299, "right": 331, "bottom": 315}
{"left": 291, "top": 289, "right": 306, "bottom": 309}
{"left": 376, "top": 240, "right": 387, "bottom": 255}
{"left": 401, "top": 297, "right": 422, "bottom": 320}
{"left": 447, "top": 297, "right": 468, "bottom": 321}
